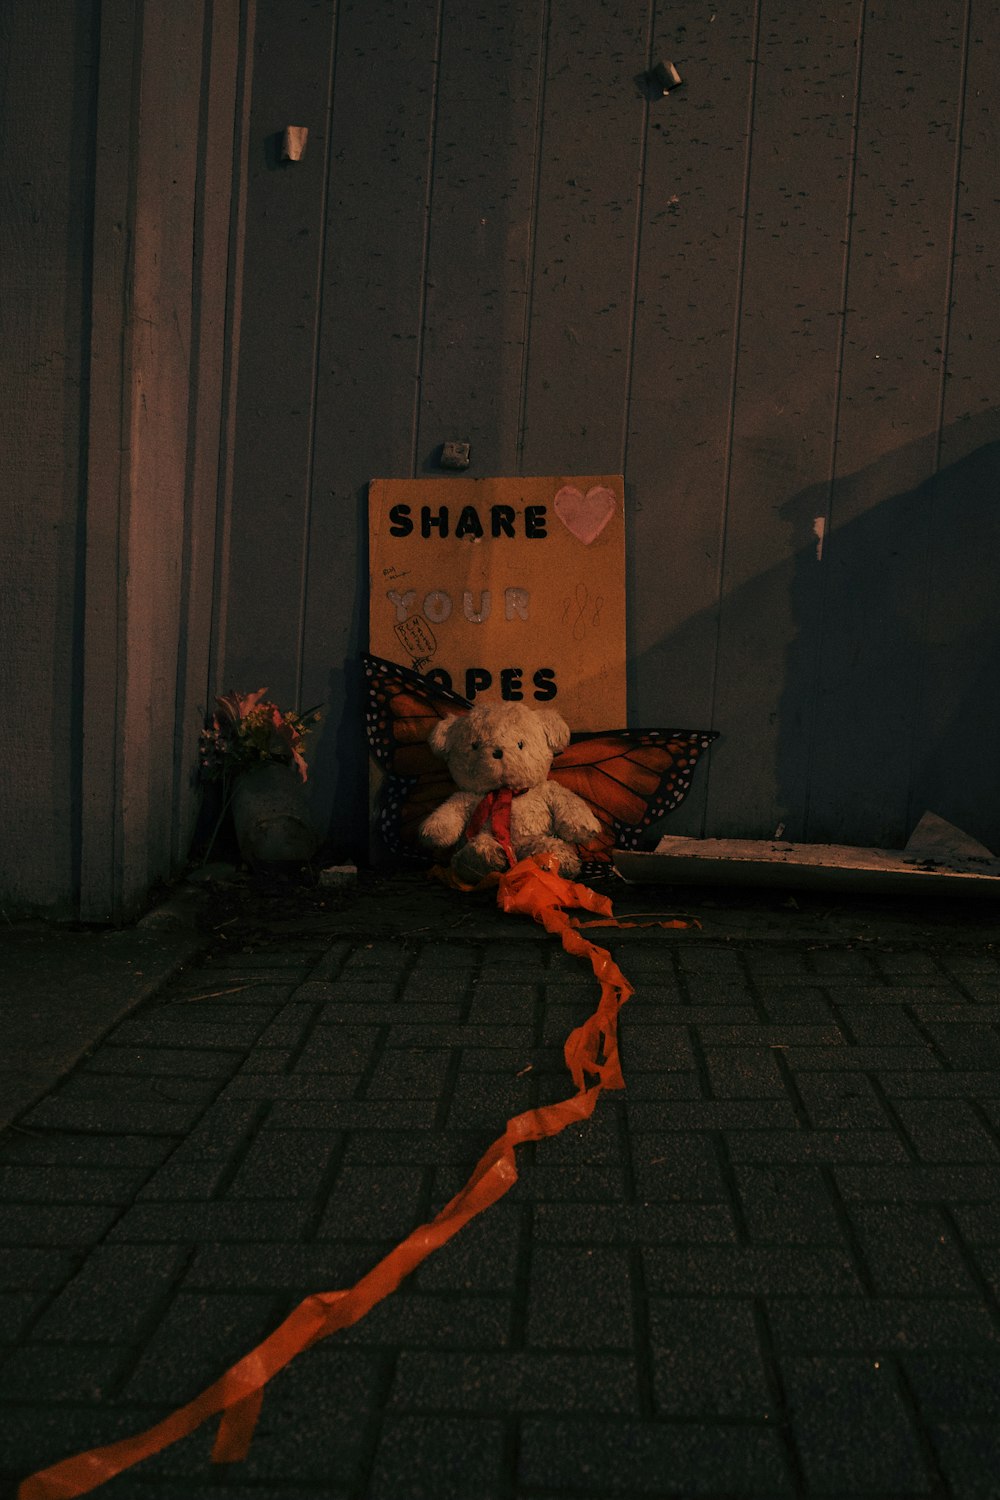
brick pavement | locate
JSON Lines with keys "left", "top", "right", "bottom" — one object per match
{"left": 3, "top": 893, "right": 1000, "bottom": 1498}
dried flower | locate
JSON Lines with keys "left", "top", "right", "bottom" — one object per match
{"left": 198, "top": 690, "right": 322, "bottom": 784}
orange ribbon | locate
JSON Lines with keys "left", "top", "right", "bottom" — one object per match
{"left": 19, "top": 856, "right": 636, "bottom": 1500}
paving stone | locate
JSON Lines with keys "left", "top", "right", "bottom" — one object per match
{"left": 641, "top": 1245, "right": 860, "bottom": 1295}
{"left": 848, "top": 1203, "right": 979, "bottom": 1295}
{"left": 0, "top": 1247, "right": 79, "bottom": 1292}
{"left": 518, "top": 1416, "right": 791, "bottom": 1495}
{"left": 0, "top": 1341, "right": 128, "bottom": 1402}
{"left": 121, "top": 1289, "right": 280, "bottom": 1402}
{"left": 733, "top": 1164, "right": 847, "bottom": 1244}
{"left": 82, "top": 1046, "right": 244, "bottom": 1076}
{"left": 415, "top": 1202, "right": 524, "bottom": 1293}
{"left": 266, "top": 1099, "right": 438, "bottom": 1130}
{"left": 293, "top": 979, "right": 403, "bottom": 1006}
{"left": 226, "top": 1128, "right": 343, "bottom": 1199}
{"left": 293, "top": 1024, "right": 381, "bottom": 1072}
{"left": 0, "top": 1133, "right": 173, "bottom": 1168}
{"left": 917, "top": 1020, "right": 1000, "bottom": 1069}
{"left": 892, "top": 1098, "right": 1000, "bottom": 1162}
{"left": 835, "top": 1164, "right": 1000, "bottom": 1202}
{"left": 648, "top": 1298, "right": 771, "bottom": 1416}
{"left": 136, "top": 1099, "right": 262, "bottom": 1201}
{"left": 630, "top": 1133, "right": 729, "bottom": 1201}
{"left": 107, "top": 1200, "right": 313, "bottom": 1243}
{"left": 446, "top": 1074, "right": 528, "bottom": 1130}
{"left": 533, "top": 1201, "right": 737, "bottom": 1244}
{"left": 830, "top": 1004, "right": 928, "bottom": 1044}
{"left": 792, "top": 1071, "right": 893, "bottom": 1129}
{"left": 927, "top": 1421, "right": 1000, "bottom": 1500}
{"left": 391, "top": 1349, "right": 638, "bottom": 1413}
{"left": 316, "top": 1162, "right": 428, "bottom": 1240}
{"left": 782, "top": 1355, "right": 931, "bottom": 1493}
{"left": 624, "top": 1071, "right": 704, "bottom": 1101}
{"left": 768, "top": 1296, "right": 1000, "bottom": 1351}
{"left": 30, "top": 1244, "right": 187, "bottom": 1343}
{"left": 726, "top": 1128, "right": 909, "bottom": 1165}
{"left": 902, "top": 1352, "right": 1000, "bottom": 1418}
{"left": 18, "top": 1095, "right": 208, "bottom": 1135}
{"left": 185, "top": 1242, "right": 390, "bottom": 1292}
{"left": 627, "top": 1098, "right": 799, "bottom": 1131}
{"left": 618, "top": 1023, "right": 693, "bottom": 1071}
{"left": 0, "top": 1204, "right": 120, "bottom": 1246}
{"left": 0, "top": 1164, "right": 149, "bottom": 1204}
{"left": 703, "top": 1045, "right": 787, "bottom": 1097}
{"left": 368, "top": 1414, "right": 505, "bottom": 1500}
{"left": 226, "top": 1345, "right": 383, "bottom": 1486}
{"left": 0, "top": 1292, "right": 42, "bottom": 1343}
{"left": 342, "top": 942, "right": 414, "bottom": 973}
{"left": 526, "top": 1245, "right": 632, "bottom": 1348}
{"left": 218, "top": 1072, "right": 362, "bottom": 1102}
{"left": 339, "top": 1292, "right": 510, "bottom": 1350}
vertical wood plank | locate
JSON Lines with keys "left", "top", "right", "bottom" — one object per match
{"left": 907, "top": 0, "right": 1000, "bottom": 846}
{"left": 806, "top": 1, "right": 967, "bottom": 845}
{"left": 415, "top": 0, "right": 546, "bottom": 473}
{"left": 170, "top": 0, "right": 243, "bottom": 868}
{"left": 1, "top": 1, "right": 98, "bottom": 915}
{"left": 708, "top": 0, "right": 861, "bottom": 839}
{"left": 298, "top": 0, "right": 440, "bottom": 850}
{"left": 119, "top": 0, "right": 204, "bottom": 907}
{"left": 519, "top": 0, "right": 649, "bottom": 475}
{"left": 219, "top": 0, "right": 336, "bottom": 706}
{"left": 626, "top": 3, "right": 756, "bottom": 831}
{"left": 80, "top": 0, "right": 141, "bottom": 920}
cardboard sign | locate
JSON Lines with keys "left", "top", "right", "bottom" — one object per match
{"left": 368, "top": 474, "right": 626, "bottom": 727}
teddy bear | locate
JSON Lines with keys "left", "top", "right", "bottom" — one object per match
{"left": 418, "top": 699, "right": 602, "bottom": 883}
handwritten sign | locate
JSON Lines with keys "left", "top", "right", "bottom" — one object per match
{"left": 369, "top": 475, "right": 626, "bottom": 726}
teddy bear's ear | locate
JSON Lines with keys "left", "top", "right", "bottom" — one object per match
{"left": 533, "top": 706, "right": 571, "bottom": 754}
{"left": 427, "top": 714, "right": 462, "bottom": 758}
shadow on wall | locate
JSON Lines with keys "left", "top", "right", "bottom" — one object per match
{"left": 779, "top": 420, "right": 1000, "bottom": 851}
{"left": 629, "top": 410, "right": 1000, "bottom": 853}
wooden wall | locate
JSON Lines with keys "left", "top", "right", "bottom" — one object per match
{"left": 219, "top": 0, "right": 1000, "bottom": 859}
{"left": 1, "top": 0, "right": 245, "bottom": 920}
{"left": 1, "top": 2, "right": 99, "bottom": 916}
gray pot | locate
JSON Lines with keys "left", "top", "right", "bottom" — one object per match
{"left": 230, "top": 762, "right": 319, "bottom": 863}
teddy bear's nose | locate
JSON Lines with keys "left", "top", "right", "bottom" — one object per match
{"left": 491, "top": 747, "right": 504, "bottom": 760}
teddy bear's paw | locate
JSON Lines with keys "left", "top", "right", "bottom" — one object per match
{"left": 530, "top": 836, "right": 583, "bottom": 877}
{"left": 453, "top": 836, "right": 506, "bottom": 882}
{"left": 560, "top": 816, "right": 601, "bottom": 845}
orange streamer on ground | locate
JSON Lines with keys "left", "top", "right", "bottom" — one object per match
{"left": 19, "top": 857, "right": 635, "bottom": 1500}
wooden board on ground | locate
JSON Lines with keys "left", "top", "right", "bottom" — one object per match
{"left": 614, "top": 835, "right": 1000, "bottom": 899}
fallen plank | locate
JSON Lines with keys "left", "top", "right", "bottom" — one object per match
{"left": 614, "top": 835, "right": 1000, "bottom": 897}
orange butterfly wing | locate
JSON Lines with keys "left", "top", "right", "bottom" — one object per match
{"left": 363, "top": 655, "right": 470, "bottom": 854}
{"left": 363, "top": 654, "right": 718, "bottom": 866}
{"left": 551, "top": 729, "right": 719, "bottom": 871}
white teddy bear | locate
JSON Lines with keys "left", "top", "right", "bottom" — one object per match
{"left": 418, "top": 700, "right": 602, "bottom": 884}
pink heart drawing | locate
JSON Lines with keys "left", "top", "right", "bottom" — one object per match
{"left": 552, "top": 485, "right": 617, "bottom": 545}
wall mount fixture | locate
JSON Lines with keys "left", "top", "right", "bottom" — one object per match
{"left": 440, "top": 441, "right": 471, "bottom": 470}
{"left": 648, "top": 60, "right": 683, "bottom": 96}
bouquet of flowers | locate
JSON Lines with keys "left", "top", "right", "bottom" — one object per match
{"left": 198, "top": 689, "right": 322, "bottom": 784}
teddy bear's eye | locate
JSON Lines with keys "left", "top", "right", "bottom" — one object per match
{"left": 471, "top": 742, "right": 481, "bottom": 751}
{"left": 517, "top": 741, "right": 524, "bottom": 749}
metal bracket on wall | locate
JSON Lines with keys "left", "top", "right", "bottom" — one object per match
{"left": 440, "top": 441, "right": 471, "bottom": 469}
{"left": 648, "top": 61, "right": 683, "bottom": 96}
{"left": 281, "top": 126, "right": 309, "bottom": 161}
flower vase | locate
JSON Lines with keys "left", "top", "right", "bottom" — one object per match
{"left": 230, "top": 762, "right": 319, "bottom": 864}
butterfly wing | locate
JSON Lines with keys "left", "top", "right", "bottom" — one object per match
{"left": 363, "top": 654, "right": 471, "bottom": 855}
{"left": 551, "top": 728, "right": 719, "bottom": 873}
{"left": 363, "top": 654, "right": 717, "bottom": 867}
